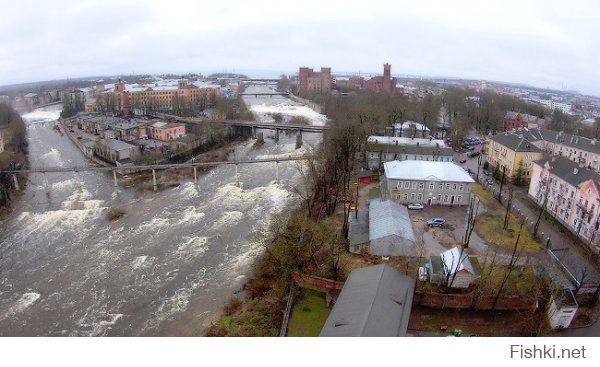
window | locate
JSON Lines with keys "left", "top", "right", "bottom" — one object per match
{"left": 444, "top": 195, "right": 449, "bottom": 202}
{"left": 417, "top": 193, "right": 423, "bottom": 201}
{"left": 438, "top": 183, "right": 443, "bottom": 190}
{"left": 452, "top": 184, "right": 457, "bottom": 191}
{"left": 445, "top": 183, "right": 450, "bottom": 190}
{"left": 403, "top": 193, "right": 408, "bottom": 200}
{"left": 404, "top": 182, "right": 409, "bottom": 189}
{"left": 397, "top": 181, "right": 402, "bottom": 188}
{"left": 410, "top": 193, "right": 415, "bottom": 201}
{"left": 459, "top": 184, "right": 464, "bottom": 191}
{"left": 419, "top": 182, "right": 424, "bottom": 190}
{"left": 412, "top": 182, "right": 417, "bottom": 189}
{"left": 429, "top": 183, "right": 434, "bottom": 190}
{"left": 457, "top": 195, "right": 462, "bottom": 203}
{"left": 437, "top": 194, "right": 442, "bottom": 202}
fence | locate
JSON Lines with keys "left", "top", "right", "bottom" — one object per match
{"left": 413, "top": 290, "right": 535, "bottom": 311}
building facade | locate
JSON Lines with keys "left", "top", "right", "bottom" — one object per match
{"left": 149, "top": 121, "right": 186, "bottom": 141}
{"left": 528, "top": 156, "right": 600, "bottom": 251}
{"left": 298, "top": 67, "right": 332, "bottom": 95}
{"left": 503, "top": 111, "right": 546, "bottom": 131}
{"left": 382, "top": 160, "right": 475, "bottom": 206}
{"left": 366, "top": 136, "right": 452, "bottom": 170}
{"left": 95, "top": 139, "right": 141, "bottom": 163}
{"left": 528, "top": 128, "right": 600, "bottom": 172}
{"left": 486, "top": 131, "right": 544, "bottom": 182}
{"left": 365, "top": 63, "right": 397, "bottom": 93}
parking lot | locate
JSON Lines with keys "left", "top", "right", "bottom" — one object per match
{"left": 407, "top": 205, "right": 471, "bottom": 257}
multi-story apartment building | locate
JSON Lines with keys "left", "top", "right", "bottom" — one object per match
{"left": 366, "top": 136, "right": 453, "bottom": 170}
{"left": 382, "top": 160, "right": 475, "bottom": 206}
{"left": 298, "top": 67, "right": 332, "bottom": 95}
{"left": 529, "top": 156, "right": 600, "bottom": 251}
{"left": 486, "top": 131, "right": 544, "bottom": 182}
{"left": 528, "top": 128, "right": 600, "bottom": 172}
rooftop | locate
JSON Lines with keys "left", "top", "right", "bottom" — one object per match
{"left": 533, "top": 155, "right": 600, "bottom": 194}
{"left": 368, "top": 135, "right": 445, "bottom": 148}
{"left": 98, "top": 139, "right": 138, "bottom": 152}
{"left": 319, "top": 264, "right": 415, "bottom": 337}
{"left": 488, "top": 130, "right": 543, "bottom": 153}
{"left": 369, "top": 200, "right": 416, "bottom": 244}
{"left": 383, "top": 160, "right": 475, "bottom": 182}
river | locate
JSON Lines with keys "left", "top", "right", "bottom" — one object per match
{"left": 0, "top": 85, "right": 325, "bottom": 336}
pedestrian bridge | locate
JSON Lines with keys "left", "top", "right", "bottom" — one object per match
{"left": 1, "top": 155, "right": 314, "bottom": 192}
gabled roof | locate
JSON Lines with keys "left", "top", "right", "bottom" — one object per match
{"left": 369, "top": 200, "right": 416, "bottom": 244}
{"left": 488, "top": 130, "right": 543, "bottom": 152}
{"left": 320, "top": 264, "right": 415, "bottom": 337}
{"left": 530, "top": 128, "right": 600, "bottom": 155}
{"left": 383, "top": 160, "right": 475, "bottom": 183}
{"left": 441, "top": 247, "right": 479, "bottom": 276}
{"left": 533, "top": 155, "right": 600, "bottom": 193}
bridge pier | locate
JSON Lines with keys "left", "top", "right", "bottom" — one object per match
{"left": 194, "top": 167, "right": 198, "bottom": 183}
{"left": 43, "top": 172, "right": 48, "bottom": 188}
{"left": 296, "top": 131, "right": 303, "bottom": 149}
{"left": 275, "top": 161, "right": 279, "bottom": 184}
{"left": 252, "top": 126, "right": 257, "bottom": 139}
{"left": 275, "top": 128, "right": 279, "bottom": 143}
{"left": 12, "top": 174, "right": 19, "bottom": 191}
{"left": 152, "top": 169, "right": 157, "bottom": 191}
{"left": 235, "top": 164, "right": 240, "bottom": 187}
{"left": 113, "top": 170, "right": 118, "bottom": 187}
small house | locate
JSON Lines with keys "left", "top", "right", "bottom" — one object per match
{"left": 547, "top": 289, "right": 578, "bottom": 329}
{"left": 427, "top": 247, "right": 481, "bottom": 289}
{"left": 357, "top": 170, "right": 373, "bottom": 184}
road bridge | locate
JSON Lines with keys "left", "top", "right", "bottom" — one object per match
{"left": 2, "top": 155, "right": 313, "bottom": 192}
{"left": 238, "top": 92, "right": 290, "bottom": 97}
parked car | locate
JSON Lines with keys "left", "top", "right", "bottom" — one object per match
{"left": 468, "top": 151, "right": 480, "bottom": 158}
{"left": 407, "top": 203, "right": 424, "bottom": 210}
{"left": 459, "top": 159, "right": 467, "bottom": 163}
{"left": 418, "top": 267, "right": 428, "bottom": 281}
{"left": 483, "top": 169, "right": 490, "bottom": 176}
{"left": 426, "top": 218, "right": 446, "bottom": 227}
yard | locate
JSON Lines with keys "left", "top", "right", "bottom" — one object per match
{"left": 286, "top": 289, "right": 331, "bottom": 337}
{"left": 472, "top": 184, "right": 545, "bottom": 253}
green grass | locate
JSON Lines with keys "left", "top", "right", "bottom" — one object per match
{"left": 472, "top": 184, "right": 544, "bottom": 253}
{"left": 286, "top": 289, "right": 331, "bottom": 337}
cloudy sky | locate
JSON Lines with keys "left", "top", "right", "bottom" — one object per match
{"left": 1, "top": 0, "right": 599, "bottom": 95}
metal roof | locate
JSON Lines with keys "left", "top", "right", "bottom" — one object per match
{"left": 533, "top": 155, "right": 600, "bottom": 193}
{"left": 369, "top": 200, "right": 416, "bottom": 244}
{"left": 441, "top": 247, "right": 479, "bottom": 276}
{"left": 383, "top": 160, "right": 475, "bottom": 182}
{"left": 320, "top": 264, "right": 415, "bottom": 337}
{"left": 98, "top": 139, "right": 137, "bottom": 152}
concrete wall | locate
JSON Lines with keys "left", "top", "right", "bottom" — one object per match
{"left": 384, "top": 177, "right": 472, "bottom": 206}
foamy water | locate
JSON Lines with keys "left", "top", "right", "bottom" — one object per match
{"left": 0, "top": 86, "right": 327, "bottom": 336}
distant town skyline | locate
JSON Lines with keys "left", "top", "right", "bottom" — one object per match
{"left": 1, "top": 0, "right": 599, "bottom": 96}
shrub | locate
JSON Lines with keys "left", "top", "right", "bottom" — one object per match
{"left": 223, "top": 297, "right": 243, "bottom": 316}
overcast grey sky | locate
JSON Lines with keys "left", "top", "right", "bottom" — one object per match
{"left": 1, "top": 0, "right": 599, "bottom": 95}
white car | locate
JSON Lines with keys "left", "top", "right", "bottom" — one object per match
{"left": 407, "top": 203, "right": 424, "bottom": 210}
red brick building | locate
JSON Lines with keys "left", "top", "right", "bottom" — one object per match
{"left": 503, "top": 111, "right": 546, "bottom": 131}
{"left": 365, "top": 63, "right": 397, "bottom": 93}
{"left": 298, "top": 67, "right": 332, "bottom": 95}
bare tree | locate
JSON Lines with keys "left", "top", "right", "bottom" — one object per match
{"left": 503, "top": 186, "right": 514, "bottom": 230}
{"left": 463, "top": 197, "right": 480, "bottom": 248}
{"left": 492, "top": 218, "right": 525, "bottom": 310}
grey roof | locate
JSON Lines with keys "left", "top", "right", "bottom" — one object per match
{"left": 98, "top": 139, "right": 138, "bottom": 152}
{"left": 320, "top": 264, "right": 415, "bottom": 337}
{"left": 488, "top": 130, "right": 542, "bottom": 152}
{"left": 368, "top": 143, "right": 453, "bottom": 157}
{"left": 533, "top": 155, "right": 600, "bottom": 193}
{"left": 369, "top": 200, "right": 416, "bottom": 244}
{"left": 357, "top": 170, "right": 373, "bottom": 179}
{"left": 349, "top": 210, "right": 369, "bottom": 246}
{"left": 529, "top": 128, "right": 600, "bottom": 155}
